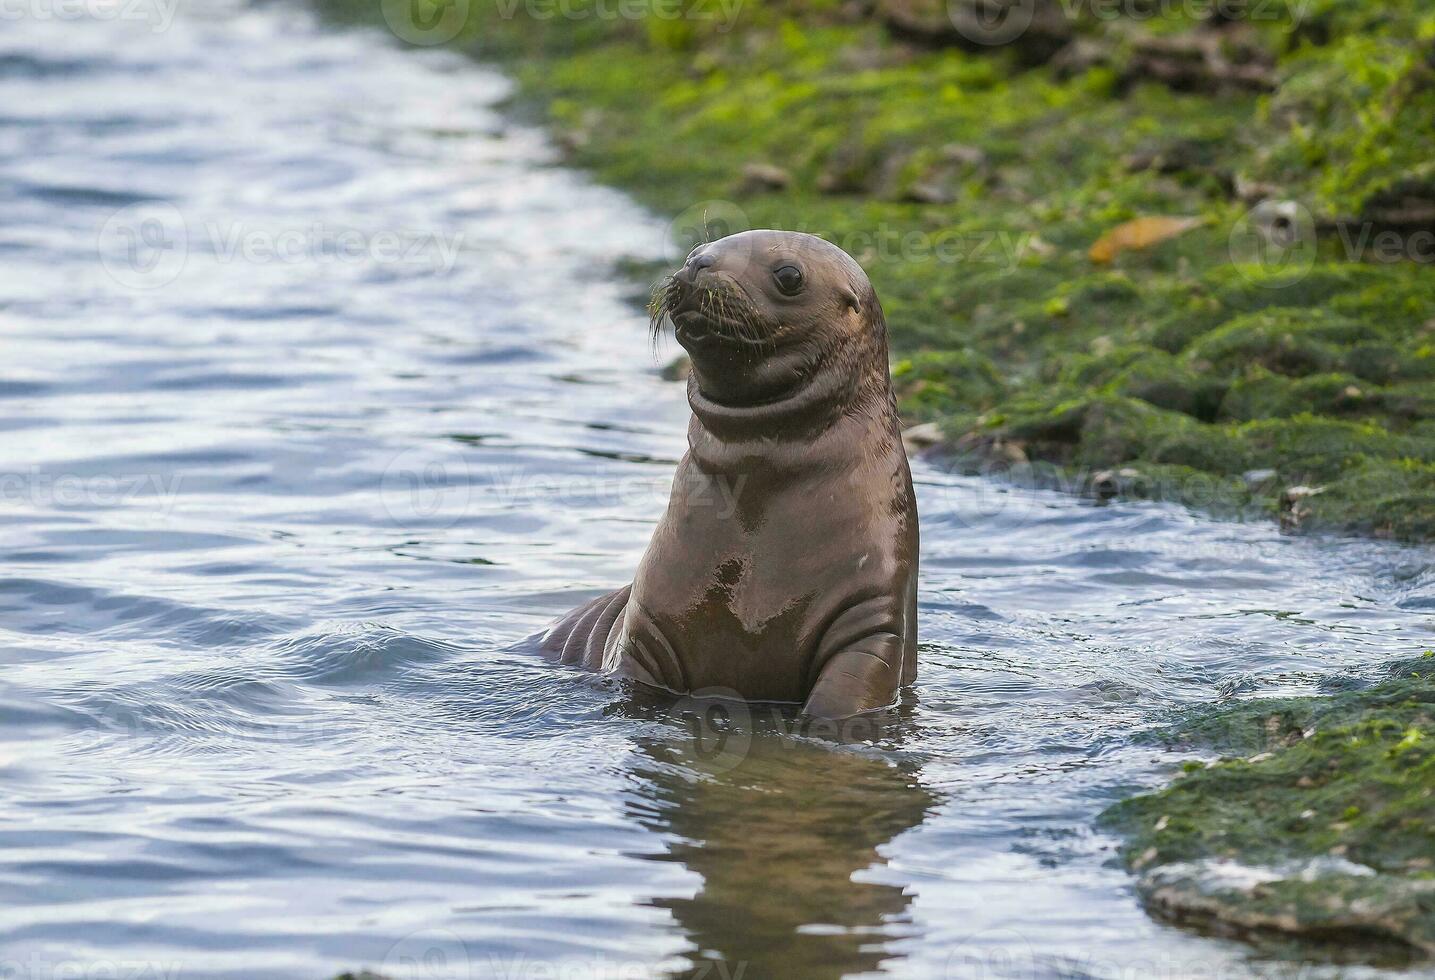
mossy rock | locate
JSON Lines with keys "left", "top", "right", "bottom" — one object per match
{"left": 1058, "top": 344, "right": 1156, "bottom": 388}
{"left": 893, "top": 349, "right": 1006, "bottom": 416}
{"left": 1185, "top": 309, "right": 1375, "bottom": 379}
{"left": 1218, "top": 370, "right": 1372, "bottom": 422}
{"left": 1108, "top": 349, "right": 1226, "bottom": 421}
{"left": 1102, "top": 659, "right": 1435, "bottom": 957}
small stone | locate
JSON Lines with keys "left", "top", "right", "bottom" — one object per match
{"left": 1091, "top": 469, "right": 1120, "bottom": 500}
{"left": 1279, "top": 485, "right": 1326, "bottom": 530}
{"left": 903, "top": 181, "right": 954, "bottom": 205}
{"left": 816, "top": 170, "right": 853, "bottom": 195}
{"left": 1234, "top": 174, "right": 1286, "bottom": 202}
{"left": 740, "top": 162, "right": 793, "bottom": 193}
{"left": 940, "top": 143, "right": 988, "bottom": 167}
{"left": 1242, "top": 468, "right": 1277, "bottom": 488}
{"left": 998, "top": 440, "right": 1029, "bottom": 465}
{"left": 1023, "top": 235, "right": 1056, "bottom": 258}
{"left": 1154, "top": 814, "right": 1170, "bottom": 831}
{"left": 901, "top": 422, "right": 944, "bottom": 451}
{"left": 660, "top": 354, "right": 691, "bottom": 382}
{"left": 1051, "top": 38, "right": 1111, "bottom": 77}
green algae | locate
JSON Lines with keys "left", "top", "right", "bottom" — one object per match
{"left": 312, "top": 0, "right": 1435, "bottom": 538}
{"left": 1101, "top": 655, "right": 1435, "bottom": 957}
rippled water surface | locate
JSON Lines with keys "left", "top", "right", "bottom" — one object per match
{"left": 2, "top": 6, "right": 1433, "bottom": 979}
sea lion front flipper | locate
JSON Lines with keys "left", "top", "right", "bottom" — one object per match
{"left": 800, "top": 632, "right": 902, "bottom": 719}
{"left": 539, "top": 584, "right": 632, "bottom": 669}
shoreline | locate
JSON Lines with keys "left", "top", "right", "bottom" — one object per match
{"left": 311, "top": 0, "right": 1435, "bottom": 542}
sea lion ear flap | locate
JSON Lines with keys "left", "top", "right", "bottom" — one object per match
{"left": 843, "top": 287, "right": 862, "bottom": 314}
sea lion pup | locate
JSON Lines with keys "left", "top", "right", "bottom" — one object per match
{"left": 541, "top": 229, "right": 918, "bottom": 719}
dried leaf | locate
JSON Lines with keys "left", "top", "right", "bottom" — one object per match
{"left": 1088, "top": 216, "right": 1204, "bottom": 263}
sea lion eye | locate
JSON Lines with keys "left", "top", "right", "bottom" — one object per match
{"left": 773, "top": 265, "right": 804, "bottom": 295}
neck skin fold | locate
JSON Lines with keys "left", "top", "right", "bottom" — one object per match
{"left": 683, "top": 333, "right": 892, "bottom": 471}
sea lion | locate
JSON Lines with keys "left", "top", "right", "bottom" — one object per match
{"left": 540, "top": 229, "right": 918, "bottom": 719}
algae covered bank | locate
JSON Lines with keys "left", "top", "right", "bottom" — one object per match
{"left": 321, "top": 0, "right": 1435, "bottom": 539}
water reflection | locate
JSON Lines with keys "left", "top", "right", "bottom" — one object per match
{"left": 625, "top": 707, "right": 936, "bottom": 978}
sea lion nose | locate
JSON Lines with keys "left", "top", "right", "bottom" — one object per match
{"left": 679, "top": 251, "right": 715, "bottom": 283}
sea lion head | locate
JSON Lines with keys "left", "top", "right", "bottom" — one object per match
{"left": 651, "top": 230, "right": 887, "bottom": 409}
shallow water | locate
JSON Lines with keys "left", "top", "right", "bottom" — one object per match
{"left": 1, "top": 5, "right": 1432, "bottom": 979}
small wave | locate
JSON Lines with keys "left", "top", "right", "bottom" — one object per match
{"left": 0, "top": 53, "right": 96, "bottom": 79}
{"left": 262, "top": 623, "right": 461, "bottom": 686}
{"left": 19, "top": 181, "right": 161, "bottom": 209}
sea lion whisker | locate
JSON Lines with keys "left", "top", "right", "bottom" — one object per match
{"left": 648, "top": 275, "right": 683, "bottom": 347}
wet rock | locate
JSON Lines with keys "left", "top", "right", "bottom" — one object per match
{"left": 1137, "top": 860, "right": 1435, "bottom": 956}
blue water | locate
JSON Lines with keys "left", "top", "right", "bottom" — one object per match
{"left": 1, "top": 4, "right": 1432, "bottom": 979}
